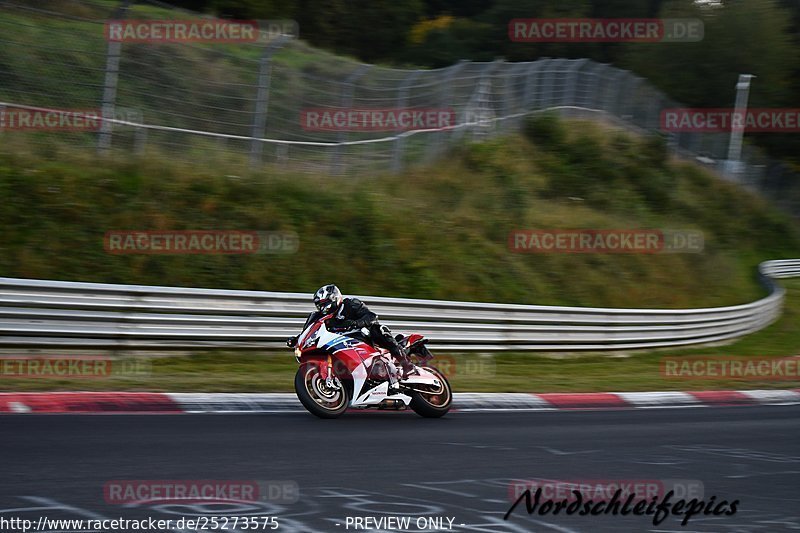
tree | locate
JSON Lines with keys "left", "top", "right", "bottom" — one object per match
{"left": 622, "top": 0, "right": 799, "bottom": 164}
{"left": 622, "top": 0, "right": 796, "bottom": 108}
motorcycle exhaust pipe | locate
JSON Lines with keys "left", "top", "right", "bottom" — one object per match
{"left": 402, "top": 381, "right": 444, "bottom": 394}
{"left": 378, "top": 399, "right": 405, "bottom": 410}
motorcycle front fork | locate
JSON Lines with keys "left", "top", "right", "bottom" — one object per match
{"left": 324, "top": 355, "right": 343, "bottom": 390}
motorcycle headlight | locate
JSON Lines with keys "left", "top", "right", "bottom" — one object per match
{"left": 294, "top": 347, "right": 301, "bottom": 358}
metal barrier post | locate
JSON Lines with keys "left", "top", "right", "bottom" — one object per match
{"left": 250, "top": 35, "right": 291, "bottom": 168}
{"left": 97, "top": 0, "right": 131, "bottom": 154}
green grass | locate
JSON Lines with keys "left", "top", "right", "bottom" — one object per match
{"left": 2, "top": 114, "right": 799, "bottom": 393}
{"left": 3, "top": 279, "right": 799, "bottom": 393}
{"left": 2, "top": 117, "right": 799, "bottom": 308}
{"left": 0, "top": 117, "right": 800, "bottom": 308}
{"left": 0, "top": 1, "right": 371, "bottom": 147}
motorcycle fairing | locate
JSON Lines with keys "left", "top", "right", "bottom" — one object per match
{"left": 295, "top": 314, "right": 441, "bottom": 408}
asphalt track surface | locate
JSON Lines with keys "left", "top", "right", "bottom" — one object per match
{"left": 2, "top": 406, "right": 799, "bottom": 533}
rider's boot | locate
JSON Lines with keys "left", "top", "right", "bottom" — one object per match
{"left": 386, "top": 359, "right": 402, "bottom": 392}
{"left": 400, "top": 358, "right": 416, "bottom": 379}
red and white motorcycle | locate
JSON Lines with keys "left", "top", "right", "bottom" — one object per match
{"left": 292, "top": 313, "right": 452, "bottom": 418}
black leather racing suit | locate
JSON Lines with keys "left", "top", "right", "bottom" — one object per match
{"left": 298, "top": 298, "right": 411, "bottom": 372}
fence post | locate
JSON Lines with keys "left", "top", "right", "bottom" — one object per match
{"left": 391, "top": 70, "right": 422, "bottom": 173}
{"left": 563, "top": 58, "right": 589, "bottom": 109}
{"left": 616, "top": 73, "right": 641, "bottom": 121}
{"left": 540, "top": 58, "right": 565, "bottom": 110}
{"left": 612, "top": 69, "right": 629, "bottom": 117}
{"left": 627, "top": 77, "right": 644, "bottom": 125}
{"left": 97, "top": 0, "right": 131, "bottom": 154}
{"left": 605, "top": 68, "right": 628, "bottom": 115}
{"left": 250, "top": 35, "right": 290, "bottom": 168}
{"left": 522, "top": 61, "right": 541, "bottom": 110}
{"left": 457, "top": 59, "right": 501, "bottom": 143}
{"left": 724, "top": 74, "right": 755, "bottom": 180}
{"left": 646, "top": 87, "right": 662, "bottom": 131}
{"left": 583, "top": 61, "right": 607, "bottom": 110}
{"left": 331, "top": 64, "right": 371, "bottom": 175}
{"left": 472, "top": 76, "right": 494, "bottom": 141}
{"left": 530, "top": 58, "right": 550, "bottom": 110}
{"left": 427, "top": 59, "right": 468, "bottom": 161}
{"left": 502, "top": 62, "right": 528, "bottom": 132}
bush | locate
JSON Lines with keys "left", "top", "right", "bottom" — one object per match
{"left": 641, "top": 134, "right": 668, "bottom": 168}
{"left": 523, "top": 112, "right": 567, "bottom": 148}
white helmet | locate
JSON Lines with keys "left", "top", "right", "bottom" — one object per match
{"left": 313, "top": 284, "right": 343, "bottom": 314}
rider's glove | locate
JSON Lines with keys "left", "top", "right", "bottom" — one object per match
{"left": 286, "top": 336, "right": 297, "bottom": 348}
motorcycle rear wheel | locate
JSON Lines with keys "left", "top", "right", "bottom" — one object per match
{"left": 295, "top": 363, "right": 350, "bottom": 418}
{"left": 409, "top": 366, "right": 452, "bottom": 418}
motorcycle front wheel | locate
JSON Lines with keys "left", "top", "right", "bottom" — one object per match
{"left": 409, "top": 366, "right": 452, "bottom": 418}
{"left": 295, "top": 363, "right": 350, "bottom": 419}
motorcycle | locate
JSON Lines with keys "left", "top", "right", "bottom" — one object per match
{"left": 292, "top": 312, "right": 452, "bottom": 418}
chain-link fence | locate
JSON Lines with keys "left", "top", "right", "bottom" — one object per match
{"left": 1, "top": 0, "right": 797, "bottom": 213}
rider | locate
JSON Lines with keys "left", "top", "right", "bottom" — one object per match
{"left": 287, "top": 284, "right": 414, "bottom": 377}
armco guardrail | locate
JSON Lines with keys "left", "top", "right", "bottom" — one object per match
{"left": 0, "top": 259, "right": 798, "bottom": 351}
